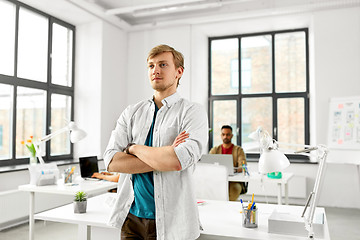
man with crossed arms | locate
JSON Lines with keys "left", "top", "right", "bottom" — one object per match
{"left": 104, "top": 44, "right": 208, "bottom": 240}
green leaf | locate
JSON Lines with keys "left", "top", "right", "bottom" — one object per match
{"left": 25, "top": 143, "right": 36, "bottom": 157}
{"left": 74, "top": 191, "right": 87, "bottom": 202}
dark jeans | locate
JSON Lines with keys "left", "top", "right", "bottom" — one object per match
{"left": 121, "top": 213, "right": 156, "bottom": 240}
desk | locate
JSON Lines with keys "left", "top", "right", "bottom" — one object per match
{"left": 19, "top": 179, "right": 117, "bottom": 240}
{"left": 35, "top": 193, "right": 330, "bottom": 240}
{"left": 198, "top": 199, "right": 330, "bottom": 240}
{"left": 228, "top": 172, "right": 294, "bottom": 205}
{"left": 36, "top": 193, "right": 119, "bottom": 240}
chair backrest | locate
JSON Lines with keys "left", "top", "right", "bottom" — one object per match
{"left": 193, "top": 162, "right": 229, "bottom": 201}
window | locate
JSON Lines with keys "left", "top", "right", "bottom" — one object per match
{"left": 209, "top": 29, "right": 309, "bottom": 161}
{"left": 0, "top": 0, "right": 75, "bottom": 167}
{"left": 0, "top": 126, "right": 3, "bottom": 150}
{"left": 0, "top": 84, "right": 12, "bottom": 160}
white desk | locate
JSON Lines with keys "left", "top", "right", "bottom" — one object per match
{"left": 198, "top": 199, "right": 330, "bottom": 240}
{"left": 36, "top": 193, "right": 119, "bottom": 240}
{"left": 35, "top": 193, "right": 330, "bottom": 240}
{"left": 229, "top": 172, "right": 294, "bottom": 205}
{"left": 19, "top": 179, "right": 117, "bottom": 240}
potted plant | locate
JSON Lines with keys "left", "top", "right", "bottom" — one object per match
{"left": 74, "top": 191, "right": 87, "bottom": 213}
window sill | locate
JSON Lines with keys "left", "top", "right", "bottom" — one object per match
{"left": 246, "top": 157, "right": 319, "bottom": 164}
{"left": 0, "top": 159, "right": 79, "bottom": 173}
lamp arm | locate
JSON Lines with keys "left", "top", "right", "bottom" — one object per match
{"left": 39, "top": 126, "right": 69, "bottom": 142}
{"left": 33, "top": 142, "right": 45, "bottom": 164}
{"left": 35, "top": 125, "right": 70, "bottom": 165}
{"left": 303, "top": 145, "right": 329, "bottom": 238}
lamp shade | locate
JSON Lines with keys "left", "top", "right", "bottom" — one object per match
{"left": 258, "top": 149, "right": 290, "bottom": 174}
{"left": 68, "top": 122, "right": 87, "bottom": 143}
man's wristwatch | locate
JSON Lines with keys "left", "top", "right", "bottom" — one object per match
{"left": 124, "top": 143, "right": 136, "bottom": 155}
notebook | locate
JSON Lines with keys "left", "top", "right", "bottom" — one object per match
{"left": 200, "top": 154, "right": 235, "bottom": 176}
{"left": 79, "top": 156, "right": 99, "bottom": 179}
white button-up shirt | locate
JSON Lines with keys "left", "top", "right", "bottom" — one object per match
{"left": 104, "top": 92, "right": 208, "bottom": 240}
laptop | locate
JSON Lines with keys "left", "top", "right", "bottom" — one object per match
{"left": 79, "top": 156, "right": 100, "bottom": 180}
{"left": 200, "top": 154, "right": 235, "bottom": 176}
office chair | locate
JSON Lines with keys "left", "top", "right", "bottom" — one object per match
{"left": 193, "top": 162, "right": 229, "bottom": 201}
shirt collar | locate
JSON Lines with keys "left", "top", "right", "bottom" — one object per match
{"left": 162, "top": 92, "right": 180, "bottom": 107}
{"left": 148, "top": 92, "right": 180, "bottom": 108}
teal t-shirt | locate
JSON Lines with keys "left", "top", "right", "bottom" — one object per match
{"left": 129, "top": 104, "right": 158, "bottom": 219}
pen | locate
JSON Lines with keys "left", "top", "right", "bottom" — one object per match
{"left": 248, "top": 193, "right": 255, "bottom": 209}
{"left": 250, "top": 201, "right": 255, "bottom": 211}
{"left": 239, "top": 199, "right": 247, "bottom": 219}
{"left": 240, "top": 199, "right": 244, "bottom": 209}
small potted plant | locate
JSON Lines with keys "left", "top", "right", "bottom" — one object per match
{"left": 74, "top": 191, "right": 87, "bottom": 213}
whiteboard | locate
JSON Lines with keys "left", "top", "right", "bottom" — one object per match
{"left": 327, "top": 96, "right": 360, "bottom": 150}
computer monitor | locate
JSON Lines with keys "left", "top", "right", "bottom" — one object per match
{"left": 200, "top": 154, "right": 235, "bottom": 176}
{"left": 79, "top": 156, "right": 99, "bottom": 178}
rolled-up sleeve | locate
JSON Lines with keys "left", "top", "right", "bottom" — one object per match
{"left": 103, "top": 106, "right": 131, "bottom": 170}
{"left": 173, "top": 103, "right": 208, "bottom": 170}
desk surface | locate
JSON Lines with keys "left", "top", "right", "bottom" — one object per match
{"left": 229, "top": 172, "right": 294, "bottom": 183}
{"left": 36, "top": 193, "right": 330, "bottom": 240}
{"left": 198, "top": 200, "right": 329, "bottom": 240}
{"left": 19, "top": 179, "right": 117, "bottom": 197}
{"left": 35, "top": 192, "right": 115, "bottom": 228}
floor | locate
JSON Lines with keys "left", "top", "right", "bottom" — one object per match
{"left": 1, "top": 207, "right": 360, "bottom": 240}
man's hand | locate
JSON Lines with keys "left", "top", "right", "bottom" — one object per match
{"left": 172, "top": 131, "right": 189, "bottom": 148}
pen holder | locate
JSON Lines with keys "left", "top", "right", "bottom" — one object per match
{"left": 242, "top": 208, "right": 258, "bottom": 228}
{"left": 63, "top": 168, "right": 73, "bottom": 184}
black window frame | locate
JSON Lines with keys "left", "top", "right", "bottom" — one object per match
{"left": 208, "top": 28, "right": 310, "bottom": 162}
{"left": 0, "top": 0, "right": 76, "bottom": 167}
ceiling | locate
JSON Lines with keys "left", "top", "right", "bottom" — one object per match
{"left": 19, "top": 0, "right": 360, "bottom": 31}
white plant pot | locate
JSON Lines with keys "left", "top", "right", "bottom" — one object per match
{"left": 74, "top": 201, "right": 87, "bottom": 213}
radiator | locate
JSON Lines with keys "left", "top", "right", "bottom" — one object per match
{"left": 244, "top": 175, "right": 306, "bottom": 199}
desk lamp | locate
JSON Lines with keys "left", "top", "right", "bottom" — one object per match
{"left": 248, "top": 127, "right": 290, "bottom": 175}
{"left": 34, "top": 121, "right": 87, "bottom": 164}
{"left": 248, "top": 127, "right": 329, "bottom": 239}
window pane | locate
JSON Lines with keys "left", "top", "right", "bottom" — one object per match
{"left": 0, "top": 0, "right": 16, "bottom": 76}
{"left": 212, "top": 100, "right": 237, "bottom": 146}
{"left": 17, "top": 7, "right": 48, "bottom": 82}
{"left": 241, "top": 97, "right": 272, "bottom": 150}
{"left": 241, "top": 35, "right": 272, "bottom": 94}
{"left": 278, "top": 98, "right": 305, "bottom": 150}
{"left": 211, "top": 38, "right": 239, "bottom": 95}
{"left": 52, "top": 23, "right": 73, "bottom": 87}
{"left": 0, "top": 84, "right": 13, "bottom": 160}
{"left": 51, "top": 94, "right": 72, "bottom": 156}
{"left": 275, "top": 32, "right": 306, "bottom": 92}
{"left": 16, "top": 87, "right": 46, "bottom": 158}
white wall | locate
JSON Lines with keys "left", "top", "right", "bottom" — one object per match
{"left": 312, "top": 7, "right": 360, "bottom": 208}
{"left": 125, "top": 7, "right": 360, "bottom": 208}
{"left": 75, "top": 21, "right": 103, "bottom": 159}
{"left": 100, "top": 22, "right": 128, "bottom": 154}
{"left": 75, "top": 21, "right": 128, "bottom": 158}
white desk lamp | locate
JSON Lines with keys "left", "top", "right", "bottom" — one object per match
{"left": 248, "top": 127, "right": 328, "bottom": 239}
{"left": 34, "top": 121, "right": 87, "bottom": 164}
{"left": 248, "top": 127, "right": 290, "bottom": 174}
